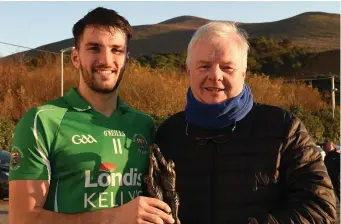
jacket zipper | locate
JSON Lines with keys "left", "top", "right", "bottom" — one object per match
{"left": 211, "top": 142, "right": 217, "bottom": 224}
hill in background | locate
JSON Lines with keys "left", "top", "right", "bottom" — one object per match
{"left": 4, "top": 11, "right": 339, "bottom": 59}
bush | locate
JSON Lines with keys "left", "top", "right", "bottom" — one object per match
{"left": 136, "top": 52, "right": 186, "bottom": 70}
{"left": 290, "top": 105, "right": 340, "bottom": 143}
{"left": 0, "top": 118, "right": 15, "bottom": 151}
{"left": 0, "top": 54, "right": 337, "bottom": 143}
{"left": 317, "top": 108, "right": 340, "bottom": 143}
{"left": 151, "top": 115, "right": 169, "bottom": 129}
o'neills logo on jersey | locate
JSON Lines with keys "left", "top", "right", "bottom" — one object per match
{"left": 72, "top": 135, "right": 97, "bottom": 145}
{"left": 85, "top": 162, "right": 142, "bottom": 187}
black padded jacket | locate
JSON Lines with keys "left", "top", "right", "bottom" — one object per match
{"left": 155, "top": 103, "right": 337, "bottom": 224}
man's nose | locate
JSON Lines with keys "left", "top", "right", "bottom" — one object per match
{"left": 208, "top": 65, "right": 223, "bottom": 81}
{"left": 98, "top": 49, "right": 113, "bottom": 66}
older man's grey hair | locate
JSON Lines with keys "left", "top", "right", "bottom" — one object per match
{"left": 186, "top": 21, "right": 249, "bottom": 71}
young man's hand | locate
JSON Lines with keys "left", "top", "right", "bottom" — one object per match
{"left": 114, "top": 196, "right": 175, "bottom": 224}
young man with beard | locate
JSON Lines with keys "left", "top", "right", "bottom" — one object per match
{"left": 9, "top": 7, "right": 174, "bottom": 224}
{"left": 155, "top": 22, "right": 337, "bottom": 223}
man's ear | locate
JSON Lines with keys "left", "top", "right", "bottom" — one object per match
{"left": 71, "top": 47, "right": 80, "bottom": 69}
{"left": 122, "top": 52, "right": 130, "bottom": 70}
{"left": 126, "top": 52, "right": 130, "bottom": 63}
{"left": 186, "top": 65, "right": 190, "bottom": 76}
{"left": 242, "top": 71, "right": 246, "bottom": 79}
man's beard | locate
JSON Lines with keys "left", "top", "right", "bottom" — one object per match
{"left": 80, "top": 64, "right": 126, "bottom": 94}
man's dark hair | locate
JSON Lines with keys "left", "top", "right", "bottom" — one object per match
{"left": 72, "top": 7, "right": 133, "bottom": 49}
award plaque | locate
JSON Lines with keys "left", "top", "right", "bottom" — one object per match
{"left": 144, "top": 143, "right": 181, "bottom": 224}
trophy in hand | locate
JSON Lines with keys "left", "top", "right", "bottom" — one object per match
{"left": 144, "top": 143, "right": 181, "bottom": 224}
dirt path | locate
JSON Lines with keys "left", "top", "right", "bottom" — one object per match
{"left": 0, "top": 200, "right": 8, "bottom": 224}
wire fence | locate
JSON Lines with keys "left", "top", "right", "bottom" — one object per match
{"left": 0, "top": 41, "right": 72, "bottom": 59}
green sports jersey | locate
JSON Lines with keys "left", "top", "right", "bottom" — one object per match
{"left": 9, "top": 88, "right": 155, "bottom": 214}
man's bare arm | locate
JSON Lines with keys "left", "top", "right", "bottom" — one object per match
{"left": 9, "top": 180, "right": 120, "bottom": 224}
{"left": 9, "top": 180, "right": 175, "bottom": 224}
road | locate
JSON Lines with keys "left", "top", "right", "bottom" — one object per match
{"left": 0, "top": 200, "right": 339, "bottom": 224}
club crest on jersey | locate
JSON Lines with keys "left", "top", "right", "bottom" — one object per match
{"left": 10, "top": 152, "right": 20, "bottom": 167}
{"left": 10, "top": 146, "right": 23, "bottom": 170}
{"left": 133, "top": 134, "right": 148, "bottom": 154}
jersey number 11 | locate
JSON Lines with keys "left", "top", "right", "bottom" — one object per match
{"left": 113, "top": 138, "right": 123, "bottom": 154}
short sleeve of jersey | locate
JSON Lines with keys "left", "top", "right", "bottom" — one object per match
{"left": 137, "top": 114, "right": 156, "bottom": 150}
{"left": 9, "top": 108, "right": 51, "bottom": 181}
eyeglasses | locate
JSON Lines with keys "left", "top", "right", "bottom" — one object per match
{"left": 185, "top": 122, "right": 236, "bottom": 145}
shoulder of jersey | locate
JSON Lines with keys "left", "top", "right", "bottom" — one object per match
{"left": 22, "top": 97, "right": 69, "bottom": 120}
{"left": 120, "top": 101, "right": 154, "bottom": 123}
{"left": 35, "top": 97, "right": 70, "bottom": 112}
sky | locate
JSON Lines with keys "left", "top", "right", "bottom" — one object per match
{"left": 0, "top": 1, "right": 340, "bottom": 56}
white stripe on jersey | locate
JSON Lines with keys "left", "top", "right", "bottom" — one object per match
{"left": 54, "top": 179, "right": 59, "bottom": 212}
{"left": 33, "top": 109, "right": 53, "bottom": 180}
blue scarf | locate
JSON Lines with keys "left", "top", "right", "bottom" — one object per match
{"left": 185, "top": 84, "right": 254, "bottom": 129}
